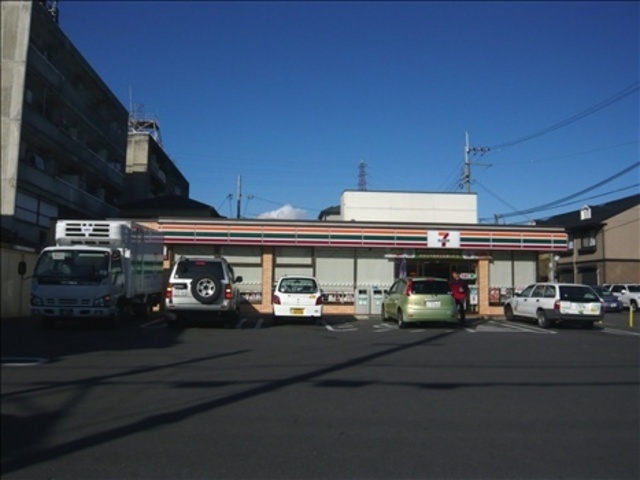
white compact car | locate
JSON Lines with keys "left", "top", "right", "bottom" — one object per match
{"left": 503, "top": 282, "right": 604, "bottom": 329}
{"left": 272, "top": 276, "right": 323, "bottom": 322}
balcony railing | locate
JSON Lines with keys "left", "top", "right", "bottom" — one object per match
{"left": 18, "top": 163, "right": 120, "bottom": 218}
{"left": 27, "top": 46, "right": 127, "bottom": 149}
{"left": 21, "top": 106, "right": 125, "bottom": 190}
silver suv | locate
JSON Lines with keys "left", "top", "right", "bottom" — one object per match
{"left": 503, "top": 282, "right": 604, "bottom": 329}
{"left": 165, "top": 256, "right": 243, "bottom": 326}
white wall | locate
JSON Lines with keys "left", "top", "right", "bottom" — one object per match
{"left": 340, "top": 191, "right": 478, "bottom": 224}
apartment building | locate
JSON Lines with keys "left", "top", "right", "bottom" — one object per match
{"left": 2, "top": 0, "right": 129, "bottom": 248}
{"left": 125, "top": 113, "right": 189, "bottom": 204}
{"left": 1, "top": 1, "right": 188, "bottom": 317}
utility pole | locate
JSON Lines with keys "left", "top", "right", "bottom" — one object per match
{"left": 463, "top": 132, "right": 491, "bottom": 193}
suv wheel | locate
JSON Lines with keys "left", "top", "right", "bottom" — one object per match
{"left": 191, "top": 274, "right": 222, "bottom": 304}
{"left": 536, "top": 309, "right": 551, "bottom": 329}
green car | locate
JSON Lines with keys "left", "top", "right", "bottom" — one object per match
{"left": 381, "top": 277, "right": 459, "bottom": 328}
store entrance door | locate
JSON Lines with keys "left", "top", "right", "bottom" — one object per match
{"left": 420, "top": 262, "right": 450, "bottom": 279}
{"left": 421, "top": 260, "right": 478, "bottom": 313}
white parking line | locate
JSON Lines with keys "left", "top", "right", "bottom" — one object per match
{"left": 1, "top": 357, "right": 49, "bottom": 366}
{"left": 236, "top": 318, "right": 247, "bottom": 329}
{"left": 373, "top": 323, "right": 397, "bottom": 332}
{"left": 322, "top": 319, "right": 357, "bottom": 332}
{"left": 141, "top": 318, "right": 167, "bottom": 328}
{"left": 601, "top": 327, "right": 640, "bottom": 337}
{"left": 254, "top": 318, "right": 264, "bottom": 329}
{"left": 471, "top": 321, "right": 556, "bottom": 334}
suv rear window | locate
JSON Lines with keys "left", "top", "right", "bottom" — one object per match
{"left": 412, "top": 280, "right": 450, "bottom": 295}
{"left": 174, "top": 260, "right": 224, "bottom": 279}
{"left": 559, "top": 286, "right": 599, "bottom": 302}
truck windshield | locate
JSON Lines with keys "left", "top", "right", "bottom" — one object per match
{"left": 34, "top": 250, "right": 110, "bottom": 285}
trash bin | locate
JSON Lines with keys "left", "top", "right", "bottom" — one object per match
{"left": 370, "top": 287, "right": 384, "bottom": 314}
{"left": 354, "top": 288, "right": 370, "bottom": 315}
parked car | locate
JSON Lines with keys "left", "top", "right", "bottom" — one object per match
{"left": 503, "top": 283, "right": 604, "bottom": 329}
{"left": 605, "top": 284, "right": 640, "bottom": 311}
{"left": 381, "top": 277, "right": 458, "bottom": 328}
{"left": 590, "top": 286, "right": 623, "bottom": 312}
{"left": 272, "top": 276, "right": 323, "bottom": 322}
{"left": 165, "top": 255, "right": 243, "bottom": 326}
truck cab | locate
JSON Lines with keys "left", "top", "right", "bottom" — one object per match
{"left": 25, "top": 220, "right": 163, "bottom": 327}
{"left": 31, "top": 246, "right": 126, "bottom": 326}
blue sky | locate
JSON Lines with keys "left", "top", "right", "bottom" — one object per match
{"left": 58, "top": 1, "right": 639, "bottom": 223}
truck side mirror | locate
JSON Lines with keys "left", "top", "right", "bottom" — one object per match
{"left": 18, "top": 261, "right": 27, "bottom": 276}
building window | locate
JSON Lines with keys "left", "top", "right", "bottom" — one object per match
{"left": 581, "top": 231, "right": 596, "bottom": 248}
{"left": 579, "top": 230, "right": 597, "bottom": 253}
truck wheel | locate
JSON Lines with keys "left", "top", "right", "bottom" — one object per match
{"left": 191, "top": 274, "right": 222, "bottom": 304}
{"left": 133, "top": 299, "right": 153, "bottom": 318}
{"left": 109, "top": 300, "right": 127, "bottom": 327}
{"left": 536, "top": 310, "right": 551, "bottom": 329}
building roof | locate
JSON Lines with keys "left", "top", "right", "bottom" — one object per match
{"left": 119, "top": 195, "right": 222, "bottom": 219}
{"left": 536, "top": 193, "right": 640, "bottom": 229}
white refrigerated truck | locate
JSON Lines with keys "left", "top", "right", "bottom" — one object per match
{"left": 27, "top": 220, "right": 164, "bottom": 327}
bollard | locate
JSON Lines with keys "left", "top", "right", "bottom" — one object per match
{"left": 630, "top": 307, "right": 635, "bottom": 328}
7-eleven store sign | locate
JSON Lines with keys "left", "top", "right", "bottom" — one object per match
{"left": 427, "top": 230, "right": 460, "bottom": 248}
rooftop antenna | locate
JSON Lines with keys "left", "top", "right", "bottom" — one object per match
{"left": 128, "top": 101, "right": 163, "bottom": 147}
{"left": 358, "top": 160, "right": 367, "bottom": 191}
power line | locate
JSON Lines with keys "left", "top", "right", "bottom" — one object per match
{"left": 496, "top": 161, "right": 639, "bottom": 219}
{"left": 488, "top": 82, "right": 639, "bottom": 150}
{"left": 490, "top": 140, "right": 638, "bottom": 166}
{"left": 473, "top": 179, "right": 534, "bottom": 223}
{"left": 479, "top": 184, "right": 639, "bottom": 223}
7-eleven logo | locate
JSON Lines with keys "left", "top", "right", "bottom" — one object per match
{"left": 439, "top": 231, "right": 450, "bottom": 247}
{"left": 428, "top": 230, "right": 460, "bottom": 248}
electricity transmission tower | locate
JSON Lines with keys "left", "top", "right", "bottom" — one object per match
{"left": 358, "top": 160, "right": 367, "bottom": 191}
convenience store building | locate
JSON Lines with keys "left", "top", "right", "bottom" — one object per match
{"left": 147, "top": 191, "right": 568, "bottom": 317}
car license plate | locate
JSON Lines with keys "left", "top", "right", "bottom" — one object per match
{"left": 173, "top": 290, "right": 187, "bottom": 296}
{"left": 561, "top": 302, "right": 600, "bottom": 315}
{"left": 426, "top": 301, "right": 441, "bottom": 308}
{"left": 290, "top": 308, "right": 304, "bottom": 315}
{"left": 61, "top": 308, "right": 73, "bottom": 316}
